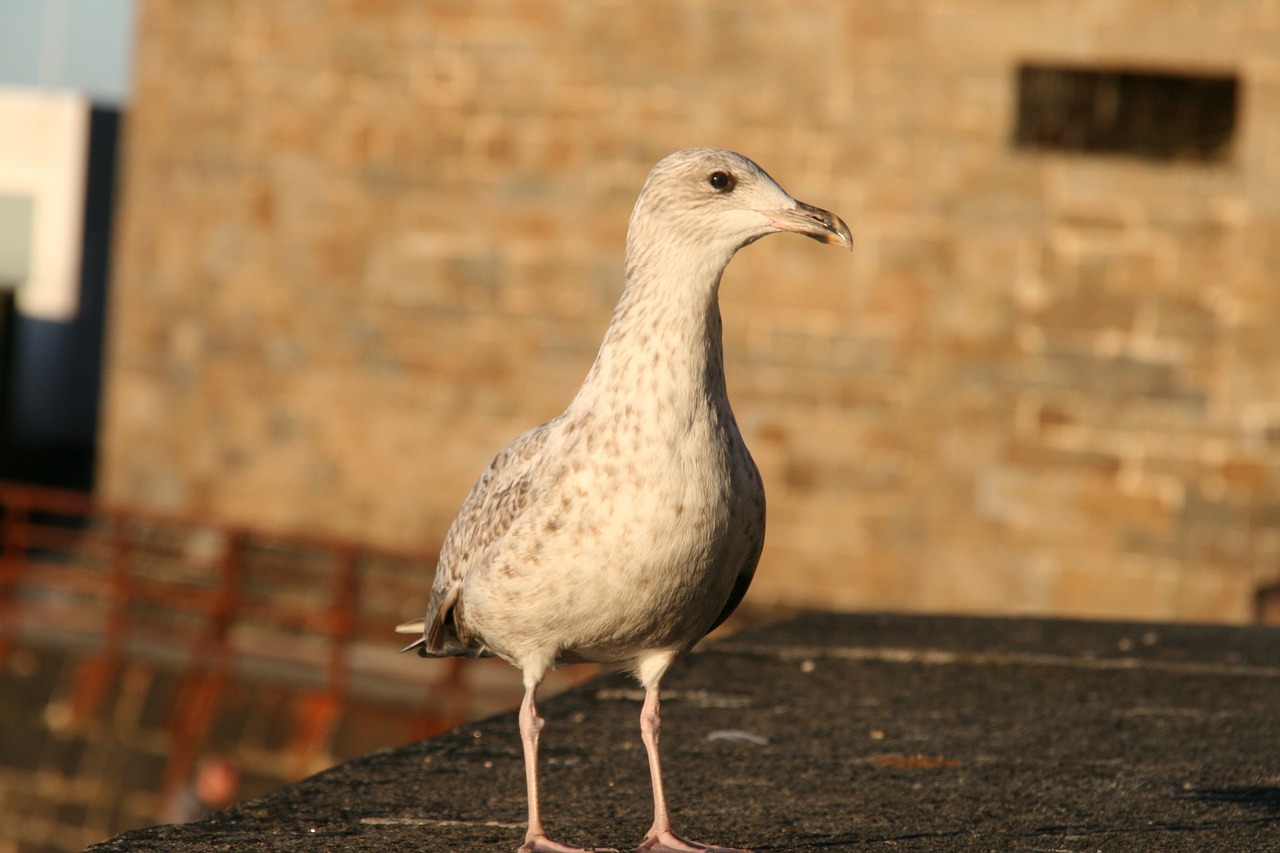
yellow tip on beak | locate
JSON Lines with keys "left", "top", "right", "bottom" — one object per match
{"left": 767, "top": 200, "right": 853, "bottom": 250}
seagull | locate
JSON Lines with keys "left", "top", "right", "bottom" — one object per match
{"left": 398, "top": 148, "right": 851, "bottom": 853}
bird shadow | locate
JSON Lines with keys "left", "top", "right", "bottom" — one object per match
{"left": 1183, "top": 785, "right": 1280, "bottom": 815}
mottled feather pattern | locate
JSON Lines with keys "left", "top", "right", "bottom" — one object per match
{"left": 426, "top": 424, "right": 555, "bottom": 653}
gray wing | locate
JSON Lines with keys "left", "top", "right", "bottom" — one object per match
{"left": 705, "top": 455, "right": 767, "bottom": 637}
{"left": 704, "top": 527, "right": 764, "bottom": 636}
{"left": 415, "top": 421, "right": 557, "bottom": 656}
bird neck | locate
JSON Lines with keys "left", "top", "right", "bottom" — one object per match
{"left": 568, "top": 248, "right": 731, "bottom": 424}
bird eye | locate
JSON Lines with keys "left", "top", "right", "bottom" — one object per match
{"left": 707, "top": 171, "right": 735, "bottom": 192}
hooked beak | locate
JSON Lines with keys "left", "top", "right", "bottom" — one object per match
{"left": 765, "top": 200, "right": 853, "bottom": 249}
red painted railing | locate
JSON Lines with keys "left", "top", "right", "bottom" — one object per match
{"left": 0, "top": 482, "right": 463, "bottom": 812}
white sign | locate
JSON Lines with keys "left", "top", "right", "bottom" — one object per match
{"left": 0, "top": 86, "right": 89, "bottom": 321}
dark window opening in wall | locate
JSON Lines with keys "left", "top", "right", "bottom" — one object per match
{"left": 1014, "top": 63, "right": 1238, "bottom": 162}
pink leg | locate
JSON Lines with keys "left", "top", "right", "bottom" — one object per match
{"left": 517, "top": 681, "right": 594, "bottom": 853}
{"left": 635, "top": 686, "right": 750, "bottom": 853}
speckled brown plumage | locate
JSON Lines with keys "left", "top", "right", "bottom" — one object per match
{"left": 399, "top": 148, "right": 851, "bottom": 853}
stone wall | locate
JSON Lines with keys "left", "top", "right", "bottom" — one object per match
{"left": 101, "top": 0, "right": 1280, "bottom": 622}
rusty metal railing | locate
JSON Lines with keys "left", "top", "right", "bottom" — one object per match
{"left": 0, "top": 482, "right": 464, "bottom": 812}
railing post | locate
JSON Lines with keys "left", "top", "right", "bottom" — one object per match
{"left": 0, "top": 484, "right": 31, "bottom": 668}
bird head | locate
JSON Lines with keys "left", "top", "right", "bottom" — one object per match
{"left": 627, "top": 148, "right": 852, "bottom": 263}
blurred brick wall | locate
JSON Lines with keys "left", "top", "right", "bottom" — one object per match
{"left": 101, "top": 0, "right": 1280, "bottom": 622}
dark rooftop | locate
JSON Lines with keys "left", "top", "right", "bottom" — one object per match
{"left": 87, "top": 612, "right": 1280, "bottom": 851}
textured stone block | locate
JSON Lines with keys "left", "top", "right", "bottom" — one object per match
{"left": 100, "top": 0, "right": 1280, "bottom": 625}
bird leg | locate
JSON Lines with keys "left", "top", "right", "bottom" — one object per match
{"left": 517, "top": 682, "right": 595, "bottom": 853}
{"left": 634, "top": 686, "right": 750, "bottom": 853}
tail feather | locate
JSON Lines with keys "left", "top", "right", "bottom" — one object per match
{"left": 396, "top": 619, "right": 428, "bottom": 656}
{"left": 396, "top": 613, "right": 490, "bottom": 659}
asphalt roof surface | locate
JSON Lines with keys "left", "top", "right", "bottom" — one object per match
{"left": 88, "top": 611, "right": 1280, "bottom": 851}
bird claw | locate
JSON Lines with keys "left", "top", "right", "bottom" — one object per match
{"left": 635, "top": 830, "right": 750, "bottom": 853}
{"left": 518, "top": 835, "right": 618, "bottom": 853}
